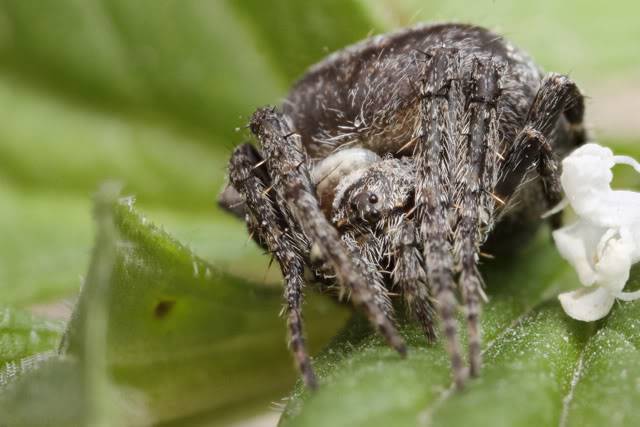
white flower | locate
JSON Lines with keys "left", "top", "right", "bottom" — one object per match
{"left": 551, "top": 143, "right": 640, "bottom": 321}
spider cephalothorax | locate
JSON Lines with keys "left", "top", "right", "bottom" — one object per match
{"left": 219, "top": 23, "right": 586, "bottom": 389}
{"left": 323, "top": 150, "right": 415, "bottom": 227}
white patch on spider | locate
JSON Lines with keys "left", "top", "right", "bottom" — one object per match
{"left": 311, "top": 147, "right": 380, "bottom": 213}
{"left": 549, "top": 143, "right": 640, "bottom": 321}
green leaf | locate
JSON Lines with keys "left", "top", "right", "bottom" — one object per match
{"left": 0, "top": 0, "right": 284, "bottom": 143}
{"left": 0, "top": 0, "right": 380, "bottom": 146}
{"left": 0, "top": 183, "right": 92, "bottom": 306}
{"left": 0, "top": 184, "right": 128, "bottom": 427}
{"left": 280, "top": 241, "right": 640, "bottom": 427}
{"left": 1, "top": 192, "right": 348, "bottom": 426}
{"left": 0, "top": 357, "right": 88, "bottom": 427}
{"left": 0, "top": 71, "right": 228, "bottom": 213}
{"left": 228, "top": 0, "right": 381, "bottom": 82}
{"left": 278, "top": 230, "right": 578, "bottom": 426}
{"left": 563, "top": 292, "right": 640, "bottom": 427}
{"left": 428, "top": 305, "right": 591, "bottom": 427}
{"left": 0, "top": 307, "right": 63, "bottom": 372}
{"left": 0, "top": 180, "right": 281, "bottom": 306}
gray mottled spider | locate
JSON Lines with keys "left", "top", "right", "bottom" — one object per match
{"left": 218, "top": 23, "right": 586, "bottom": 389}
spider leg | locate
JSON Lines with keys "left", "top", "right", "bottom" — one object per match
{"left": 249, "top": 108, "right": 407, "bottom": 356}
{"left": 416, "top": 49, "right": 465, "bottom": 388}
{"left": 561, "top": 79, "right": 587, "bottom": 147}
{"left": 341, "top": 231, "right": 395, "bottom": 324}
{"left": 228, "top": 143, "right": 317, "bottom": 388}
{"left": 455, "top": 59, "right": 502, "bottom": 377}
{"left": 392, "top": 220, "right": 437, "bottom": 342}
{"left": 496, "top": 74, "right": 586, "bottom": 229}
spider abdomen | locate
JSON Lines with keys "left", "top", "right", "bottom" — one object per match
{"left": 284, "top": 23, "right": 544, "bottom": 159}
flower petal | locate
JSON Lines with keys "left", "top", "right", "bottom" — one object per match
{"left": 594, "top": 190, "right": 640, "bottom": 227}
{"left": 554, "top": 143, "right": 640, "bottom": 321}
{"left": 561, "top": 143, "right": 640, "bottom": 227}
{"left": 616, "top": 289, "right": 640, "bottom": 301}
{"left": 558, "top": 286, "right": 616, "bottom": 321}
{"left": 613, "top": 154, "right": 640, "bottom": 174}
{"left": 620, "top": 225, "right": 640, "bottom": 263}
{"left": 594, "top": 232, "right": 633, "bottom": 293}
{"left": 552, "top": 221, "right": 607, "bottom": 287}
{"left": 561, "top": 143, "right": 614, "bottom": 219}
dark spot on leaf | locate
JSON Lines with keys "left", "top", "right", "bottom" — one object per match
{"left": 154, "top": 299, "right": 176, "bottom": 319}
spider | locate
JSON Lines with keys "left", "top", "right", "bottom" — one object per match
{"left": 218, "top": 23, "right": 586, "bottom": 389}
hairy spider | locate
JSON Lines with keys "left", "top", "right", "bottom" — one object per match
{"left": 219, "top": 23, "right": 586, "bottom": 389}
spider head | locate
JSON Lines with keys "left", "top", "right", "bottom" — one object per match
{"left": 311, "top": 148, "right": 415, "bottom": 231}
{"left": 311, "top": 148, "right": 380, "bottom": 217}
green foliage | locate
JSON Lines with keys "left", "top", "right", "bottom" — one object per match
{"left": 0, "top": 307, "right": 63, "bottom": 372}
{"left": 280, "top": 236, "right": 640, "bottom": 427}
{"left": 1, "top": 190, "right": 347, "bottom": 426}
{"left": 0, "top": 0, "right": 639, "bottom": 426}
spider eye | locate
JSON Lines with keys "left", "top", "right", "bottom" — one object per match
{"left": 349, "top": 192, "right": 382, "bottom": 224}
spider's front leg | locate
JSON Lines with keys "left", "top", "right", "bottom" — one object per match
{"left": 391, "top": 220, "right": 437, "bottom": 342}
{"left": 413, "top": 50, "right": 503, "bottom": 387}
{"left": 496, "top": 73, "right": 586, "bottom": 228}
{"left": 228, "top": 143, "right": 317, "bottom": 388}
{"left": 455, "top": 58, "right": 503, "bottom": 378}
{"left": 248, "top": 108, "right": 407, "bottom": 357}
{"left": 341, "top": 232, "right": 395, "bottom": 326}
{"left": 415, "top": 49, "right": 466, "bottom": 388}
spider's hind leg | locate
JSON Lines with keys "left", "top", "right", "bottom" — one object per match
{"left": 228, "top": 143, "right": 317, "bottom": 388}
{"left": 496, "top": 74, "right": 586, "bottom": 229}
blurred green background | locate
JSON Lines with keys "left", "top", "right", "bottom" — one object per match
{"left": 0, "top": 0, "right": 638, "bottom": 426}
